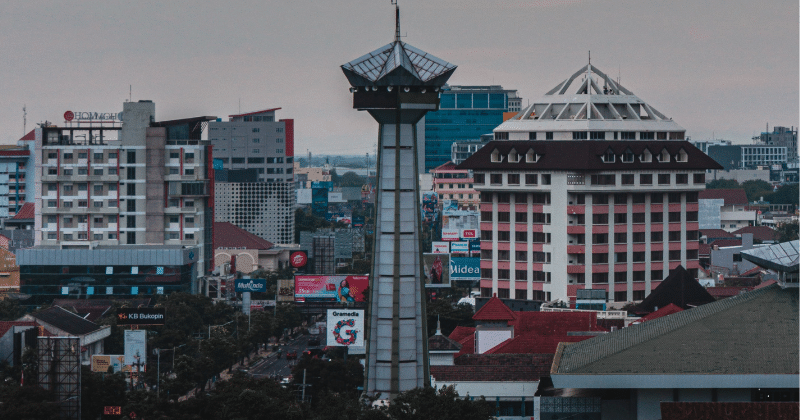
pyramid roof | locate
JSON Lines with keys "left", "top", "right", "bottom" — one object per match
{"left": 635, "top": 265, "right": 715, "bottom": 313}
{"left": 472, "top": 296, "right": 516, "bottom": 321}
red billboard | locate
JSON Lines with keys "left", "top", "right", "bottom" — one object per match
{"left": 290, "top": 250, "right": 308, "bottom": 268}
{"left": 294, "top": 275, "right": 368, "bottom": 303}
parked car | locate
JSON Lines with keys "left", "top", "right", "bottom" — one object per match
{"left": 286, "top": 351, "right": 297, "bottom": 360}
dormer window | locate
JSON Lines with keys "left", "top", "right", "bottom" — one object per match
{"left": 508, "top": 149, "right": 519, "bottom": 163}
{"left": 640, "top": 149, "right": 652, "bottom": 162}
{"left": 495, "top": 132, "right": 509, "bottom": 140}
{"left": 658, "top": 149, "right": 670, "bottom": 162}
{"left": 676, "top": 148, "right": 688, "bottom": 162}
{"left": 622, "top": 149, "right": 635, "bottom": 163}
{"left": 491, "top": 149, "right": 503, "bottom": 163}
{"left": 525, "top": 149, "right": 539, "bottom": 163}
{"left": 602, "top": 148, "right": 616, "bottom": 163}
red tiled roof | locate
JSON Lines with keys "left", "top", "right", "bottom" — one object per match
{"left": 661, "top": 402, "right": 799, "bottom": 420}
{"left": 448, "top": 326, "right": 475, "bottom": 343}
{"left": 473, "top": 296, "right": 517, "bottom": 321}
{"left": 432, "top": 161, "right": 456, "bottom": 171}
{"left": 707, "top": 286, "right": 751, "bottom": 299}
{"left": 0, "top": 321, "right": 37, "bottom": 338}
{"left": 754, "top": 279, "right": 778, "bottom": 289}
{"left": 740, "top": 266, "right": 763, "bottom": 277}
{"left": 733, "top": 226, "right": 778, "bottom": 242}
{"left": 430, "top": 365, "right": 545, "bottom": 382}
{"left": 699, "top": 243, "right": 711, "bottom": 256}
{"left": 511, "top": 311, "right": 607, "bottom": 336}
{"left": 213, "top": 222, "right": 274, "bottom": 250}
{"left": 634, "top": 303, "right": 683, "bottom": 323}
{"left": 228, "top": 108, "right": 280, "bottom": 118}
{"left": 0, "top": 150, "right": 29, "bottom": 156}
{"left": 19, "top": 130, "right": 35, "bottom": 141}
{"left": 700, "top": 229, "right": 735, "bottom": 239}
{"left": 12, "top": 202, "right": 34, "bottom": 220}
{"left": 455, "top": 334, "right": 475, "bottom": 357}
{"left": 708, "top": 239, "right": 743, "bottom": 249}
{"left": 485, "top": 335, "right": 593, "bottom": 354}
{"left": 698, "top": 189, "right": 749, "bottom": 205}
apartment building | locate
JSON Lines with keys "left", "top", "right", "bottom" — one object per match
{"left": 431, "top": 161, "right": 479, "bottom": 210}
{"left": 19, "top": 101, "right": 215, "bottom": 303}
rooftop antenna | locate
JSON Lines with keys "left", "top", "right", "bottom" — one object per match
{"left": 238, "top": 98, "right": 241, "bottom": 114}
{"left": 129, "top": 85, "right": 132, "bottom": 102}
{"left": 588, "top": 50, "right": 591, "bottom": 65}
{"left": 22, "top": 104, "right": 26, "bottom": 135}
{"left": 393, "top": 0, "right": 400, "bottom": 42}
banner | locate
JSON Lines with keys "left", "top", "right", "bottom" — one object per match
{"left": 124, "top": 330, "right": 147, "bottom": 367}
{"left": 326, "top": 309, "right": 364, "bottom": 347}
{"left": 442, "top": 210, "right": 479, "bottom": 233}
{"left": 450, "top": 242, "right": 469, "bottom": 253}
{"left": 469, "top": 240, "right": 481, "bottom": 255}
{"left": 423, "top": 253, "right": 450, "bottom": 288}
{"left": 431, "top": 242, "right": 450, "bottom": 253}
{"left": 91, "top": 355, "right": 125, "bottom": 373}
{"left": 449, "top": 257, "right": 480, "bottom": 281}
{"left": 294, "top": 275, "right": 368, "bottom": 303}
{"left": 234, "top": 278, "right": 267, "bottom": 293}
{"left": 422, "top": 191, "right": 439, "bottom": 222}
{"left": 441, "top": 229, "right": 460, "bottom": 241}
{"left": 461, "top": 229, "right": 478, "bottom": 240}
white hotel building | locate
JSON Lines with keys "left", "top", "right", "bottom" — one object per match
{"left": 458, "top": 64, "right": 722, "bottom": 303}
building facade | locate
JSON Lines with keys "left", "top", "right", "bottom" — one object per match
{"left": 706, "top": 144, "right": 788, "bottom": 170}
{"left": 0, "top": 140, "right": 35, "bottom": 219}
{"left": 460, "top": 140, "right": 720, "bottom": 303}
{"left": 753, "top": 125, "right": 797, "bottom": 161}
{"left": 431, "top": 162, "right": 479, "bottom": 210}
{"left": 20, "top": 101, "right": 214, "bottom": 303}
{"left": 424, "top": 85, "right": 520, "bottom": 171}
{"left": 210, "top": 108, "right": 296, "bottom": 245}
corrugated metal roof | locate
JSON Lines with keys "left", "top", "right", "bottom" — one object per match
{"left": 741, "top": 240, "right": 799, "bottom": 273}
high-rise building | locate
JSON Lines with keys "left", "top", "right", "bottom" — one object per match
{"left": 341, "top": 6, "right": 456, "bottom": 398}
{"left": 424, "top": 85, "right": 520, "bottom": 171}
{"left": 0, "top": 131, "right": 37, "bottom": 218}
{"left": 19, "top": 101, "right": 215, "bottom": 303}
{"left": 753, "top": 126, "right": 797, "bottom": 161}
{"left": 210, "top": 108, "right": 296, "bottom": 245}
{"left": 458, "top": 64, "right": 722, "bottom": 304}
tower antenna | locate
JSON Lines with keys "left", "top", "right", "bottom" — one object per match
{"left": 588, "top": 50, "right": 591, "bottom": 65}
{"left": 392, "top": 0, "right": 400, "bottom": 42}
{"left": 23, "top": 105, "right": 26, "bottom": 135}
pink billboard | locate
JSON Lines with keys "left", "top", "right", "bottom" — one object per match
{"left": 294, "top": 275, "right": 369, "bottom": 303}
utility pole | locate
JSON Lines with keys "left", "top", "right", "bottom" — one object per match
{"left": 156, "top": 349, "right": 161, "bottom": 400}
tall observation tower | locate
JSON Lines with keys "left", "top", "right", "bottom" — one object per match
{"left": 341, "top": 5, "right": 456, "bottom": 399}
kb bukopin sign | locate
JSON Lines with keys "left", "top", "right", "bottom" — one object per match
{"left": 234, "top": 278, "right": 267, "bottom": 293}
{"left": 64, "top": 110, "right": 123, "bottom": 121}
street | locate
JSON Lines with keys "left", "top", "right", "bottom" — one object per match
{"left": 249, "top": 334, "right": 312, "bottom": 380}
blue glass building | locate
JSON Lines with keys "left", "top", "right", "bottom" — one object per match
{"left": 424, "top": 85, "right": 520, "bottom": 171}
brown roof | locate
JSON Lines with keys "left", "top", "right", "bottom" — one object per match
{"left": 11, "top": 203, "right": 34, "bottom": 220}
{"left": 700, "top": 229, "right": 735, "bottom": 239}
{"left": 213, "top": 222, "right": 274, "bottom": 250}
{"left": 473, "top": 296, "right": 516, "bottom": 321}
{"left": 635, "top": 266, "right": 715, "bottom": 313}
{"left": 431, "top": 354, "right": 553, "bottom": 382}
{"left": 457, "top": 140, "right": 722, "bottom": 171}
{"left": 0, "top": 321, "right": 38, "bottom": 338}
{"left": 660, "top": 402, "right": 799, "bottom": 420}
{"left": 698, "top": 189, "right": 749, "bottom": 205}
{"left": 19, "top": 130, "right": 35, "bottom": 141}
{"left": 733, "top": 226, "right": 779, "bottom": 242}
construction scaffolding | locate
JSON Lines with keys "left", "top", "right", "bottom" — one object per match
{"left": 38, "top": 337, "right": 81, "bottom": 420}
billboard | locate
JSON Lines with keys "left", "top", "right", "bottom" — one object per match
{"left": 297, "top": 188, "right": 312, "bottom": 204}
{"left": 442, "top": 199, "right": 458, "bottom": 212}
{"left": 124, "top": 330, "right": 147, "bottom": 367}
{"left": 449, "top": 257, "right": 480, "bottom": 281}
{"left": 441, "top": 229, "right": 459, "bottom": 241}
{"left": 290, "top": 250, "right": 308, "bottom": 268}
{"left": 250, "top": 300, "right": 276, "bottom": 311}
{"left": 234, "top": 278, "right": 267, "bottom": 293}
{"left": 116, "top": 308, "right": 166, "bottom": 326}
{"left": 461, "top": 229, "right": 478, "bottom": 240}
{"left": 312, "top": 188, "right": 328, "bottom": 216}
{"left": 295, "top": 275, "right": 369, "bottom": 303}
{"left": 423, "top": 253, "right": 450, "bottom": 288}
{"left": 326, "top": 309, "right": 365, "bottom": 347}
{"left": 469, "top": 240, "right": 481, "bottom": 256}
{"left": 450, "top": 242, "right": 469, "bottom": 253}
{"left": 421, "top": 191, "right": 439, "bottom": 222}
{"left": 91, "top": 355, "right": 125, "bottom": 373}
{"left": 431, "top": 241, "right": 450, "bottom": 253}
{"left": 442, "top": 210, "right": 479, "bottom": 233}
{"left": 352, "top": 216, "right": 365, "bottom": 228}
{"left": 278, "top": 278, "right": 294, "bottom": 302}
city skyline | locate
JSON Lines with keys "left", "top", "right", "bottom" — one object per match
{"left": 1, "top": 0, "right": 796, "bottom": 153}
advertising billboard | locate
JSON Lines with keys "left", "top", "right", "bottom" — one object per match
{"left": 449, "top": 257, "right": 480, "bottom": 281}
{"left": 234, "top": 278, "right": 267, "bottom": 293}
{"left": 461, "top": 229, "right": 478, "bottom": 240}
{"left": 442, "top": 210, "right": 479, "bottom": 233}
{"left": 421, "top": 191, "right": 439, "bottom": 222}
{"left": 297, "top": 188, "right": 312, "bottom": 204}
{"left": 278, "top": 278, "right": 294, "bottom": 302}
{"left": 290, "top": 250, "right": 308, "bottom": 269}
{"left": 450, "top": 242, "right": 469, "bottom": 253}
{"left": 326, "top": 309, "right": 365, "bottom": 347}
{"left": 91, "top": 355, "right": 125, "bottom": 373}
{"left": 116, "top": 308, "right": 166, "bottom": 326}
{"left": 124, "top": 330, "right": 147, "bottom": 367}
{"left": 441, "top": 229, "right": 460, "bottom": 241}
{"left": 423, "top": 253, "right": 450, "bottom": 288}
{"left": 442, "top": 199, "right": 458, "bottom": 212}
{"left": 469, "top": 240, "right": 481, "bottom": 256}
{"left": 431, "top": 242, "right": 450, "bottom": 253}
{"left": 294, "top": 275, "right": 368, "bottom": 303}
{"left": 352, "top": 216, "right": 365, "bottom": 228}
{"left": 312, "top": 188, "right": 328, "bottom": 217}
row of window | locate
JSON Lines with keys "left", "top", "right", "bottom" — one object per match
{"left": 569, "top": 211, "right": 698, "bottom": 225}
{"left": 480, "top": 230, "right": 552, "bottom": 242}
{"left": 570, "top": 192, "right": 698, "bottom": 204}
{"left": 480, "top": 192, "right": 551, "bottom": 204}
{"left": 484, "top": 211, "right": 551, "bottom": 224}
{"left": 475, "top": 172, "right": 704, "bottom": 187}
{"left": 495, "top": 131, "right": 685, "bottom": 141}
{"left": 45, "top": 232, "right": 197, "bottom": 241}
{"left": 569, "top": 230, "right": 700, "bottom": 244}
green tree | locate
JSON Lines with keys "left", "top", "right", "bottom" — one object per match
{"left": 292, "top": 357, "right": 364, "bottom": 405}
{"left": 0, "top": 298, "right": 25, "bottom": 321}
{"left": 80, "top": 367, "right": 128, "bottom": 420}
{"left": 339, "top": 171, "right": 367, "bottom": 187}
{"left": 388, "top": 386, "right": 494, "bottom": 420}
{"left": 426, "top": 300, "right": 475, "bottom": 337}
{"left": 706, "top": 179, "right": 740, "bottom": 189}
{"left": 767, "top": 184, "right": 799, "bottom": 205}
{"left": 741, "top": 180, "right": 773, "bottom": 202}
{"left": 0, "top": 384, "right": 60, "bottom": 420}
{"left": 776, "top": 221, "right": 799, "bottom": 242}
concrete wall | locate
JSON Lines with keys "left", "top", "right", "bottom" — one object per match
{"left": 709, "top": 233, "right": 757, "bottom": 274}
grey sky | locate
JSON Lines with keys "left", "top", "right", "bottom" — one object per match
{"left": 1, "top": 0, "right": 797, "bottom": 153}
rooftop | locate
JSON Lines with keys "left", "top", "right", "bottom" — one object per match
{"left": 28, "top": 306, "right": 105, "bottom": 336}
{"left": 11, "top": 203, "right": 34, "bottom": 220}
{"left": 698, "top": 189, "right": 749, "bottom": 205}
{"left": 733, "top": 226, "right": 779, "bottom": 242}
{"left": 213, "top": 222, "right": 275, "bottom": 250}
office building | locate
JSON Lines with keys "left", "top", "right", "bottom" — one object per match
{"left": 753, "top": 125, "right": 797, "bottom": 161}
{"left": 210, "top": 108, "right": 296, "bottom": 245}
{"left": 0, "top": 132, "right": 37, "bottom": 219}
{"left": 431, "top": 162, "right": 479, "bottom": 210}
{"left": 424, "top": 85, "right": 520, "bottom": 171}
{"left": 458, "top": 63, "right": 721, "bottom": 303}
{"left": 19, "top": 101, "right": 215, "bottom": 303}
{"left": 706, "top": 144, "right": 788, "bottom": 170}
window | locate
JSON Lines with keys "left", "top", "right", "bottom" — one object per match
{"left": 651, "top": 251, "right": 662, "bottom": 261}
{"left": 127, "top": 231, "right": 136, "bottom": 244}
{"left": 78, "top": 153, "right": 87, "bottom": 159}
{"left": 525, "top": 174, "right": 538, "bottom": 185}
{"left": 693, "top": 173, "right": 705, "bottom": 184}
{"left": 78, "top": 168, "right": 88, "bottom": 175}
{"left": 93, "top": 168, "right": 103, "bottom": 176}
{"left": 640, "top": 132, "right": 655, "bottom": 140}
{"left": 127, "top": 184, "right": 136, "bottom": 195}
{"left": 127, "top": 167, "right": 136, "bottom": 180}
{"left": 490, "top": 174, "right": 503, "bottom": 185}
{"left": 542, "top": 174, "right": 551, "bottom": 185}
{"left": 515, "top": 231, "right": 527, "bottom": 242}
{"left": 127, "top": 200, "right": 136, "bottom": 212}
{"left": 497, "top": 231, "right": 510, "bottom": 241}
{"left": 614, "top": 213, "right": 627, "bottom": 224}
{"left": 669, "top": 231, "right": 681, "bottom": 242}
{"left": 93, "top": 184, "right": 103, "bottom": 193}
{"left": 592, "top": 273, "right": 608, "bottom": 283}
{"left": 48, "top": 200, "right": 57, "bottom": 208}
{"left": 651, "top": 212, "right": 663, "bottom": 223}
{"left": 109, "top": 152, "right": 117, "bottom": 159}
{"left": 593, "top": 214, "right": 609, "bottom": 224}
{"left": 592, "top": 254, "right": 608, "bottom": 264}
{"left": 474, "top": 173, "right": 485, "bottom": 184}
{"left": 658, "top": 174, "right": 670, "bottom": 185}
{"left": 633, "top": 252, "right": 646, "bottom": 262}
{"left": 632, "top": 213, "right": 645, "bottom": 223}
{"left": 632, "top": 232, "right": 646, "bottom": 243}
{"left": 614, "top": 232, "right": 627, "bottom": 243}
{"left": 515, "top": 193, "right": 527, "bottom": 203}
{"left": 572, "top": 131, "right": 588, "bottom": 140}
{"left": 47, "top": 233, "right": 57, "bottom": 240}
{"left": 64, "top": 153, "right": 74, "bottom": 159}
{"left": 615, "top": 252, "right": 627, "bottom": 263}
{"left": 48, "top": 152, "right": 57, "bottom": 159}
{"left": 676, "top": 174, "right": 688, "bottom": 184}
{"left": 640, "top": 174, "right": 653, "bottom": 185}
{"left": 658, "top": 149, "right": 670, "bottom": 162}
{"left": 590, "top": 174, "right": 615, "bottom": 185}
{"left": 481, "top": 230, "right": 492, "bottom": 240}
{"left": 622, "top": 149, "right": 635, "bottom": 162}
{"left": 252, "top": 128, "right": 260, "bottom": 132}
{"left": 109, "top": 167, "right": 118, "bottom": 175}
{"left": 621, "top": 131, "right": 636, "bottom": 140}
{"left": 498, "top": 250, "right": 510, "bottom": 261}
{"left": 498, "top": 212, "right": 510, "bottom": 223}
{"left": 651, "top": 193, "right": 663, "bottom": 204}
{"left": 590, "top": 131, "right": 606, "bottom": 140}
{"left": 602, "top": 149, "right": 615, "bottom": 162}
{"left": 651, "top": 231, "right": 663, "bottom": 242}
{"left": 64, "top": 184, "right": 74, "bottom": 193}
{"left": 93, "top": 201, "right": 103, "bottom": 208}
{"left": 592, "top": 233, "right": 608, "bottom": 244}
{"left": 93, "top": 153, "right": 103, "bottom": 160}
{"left": 594, "top": 193, "right": 609, "bottom": 204}
{"left": 169, "top": 168, "right": 179, "bottom": 175}
{"left": 621, "top": 174, "right": 634, "bottom": 185}
{"left": 633, "top": 271, "right": 645, "bottom": 281}
{"left": 686, "top": 212, "right": 698, "bottom": 222}
{"left": 170, "top": 152, "right": 180, "bottom": 159}
{"left": 494, "top": 132, "right": 509, "bottom": 140}
{"left": 545, "top": 132, "right": 553, "bottom": 140}
{"left": 185, "top": 233, "right": 194, "bottom": 240}
{"left": 78, "top": 200, "right": 88, "bottom": 207}
{"left": 669, "top": 250, "right": 681, "bottom": 261}
{"left": 127, "top": 151, "right": 136, "bottom": 163}
{"left": 507, "top": 174, "right": 520, "bottom": 185}
{"left": 232, "top": 158, "right": 245, "bottom": 164}
{"left": 515, "top": 212, "right": 527, "bottom": 223}
{"left": 669, "top": 212, "right": 681, "bottom": 222}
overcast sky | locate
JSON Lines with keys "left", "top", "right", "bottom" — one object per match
{"left": 1, "top": 0, "right": 797, "bottom": 153}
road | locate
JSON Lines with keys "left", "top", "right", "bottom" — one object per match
{"left": 249, "top": 334, "right": 313, "bottom": 380}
